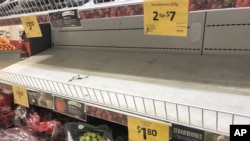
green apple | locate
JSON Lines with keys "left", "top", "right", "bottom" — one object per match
{"left": 84, "top": 132, "right": 88, "bottom": 136}
{"left": 80, "top": 136, "right": 85, "bottom": 141}
{"left": 91, "top": 133, "right": 97, "bottom": 138}
{"left": 85, "top": 136, "right": 91, "bottom": 141}
{"left": 97, "top": 135, "right": 102, "bottom": 140}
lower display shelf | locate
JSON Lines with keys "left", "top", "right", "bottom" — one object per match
{"left": 0, "top": 81, "right": 235, "bottom": 141}
{"left": 1, "top": 69, "right": 250, "bottom": 136}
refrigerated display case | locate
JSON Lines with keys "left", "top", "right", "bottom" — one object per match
{"left": 0, "top": 0, "right": 250, "bottom": 140}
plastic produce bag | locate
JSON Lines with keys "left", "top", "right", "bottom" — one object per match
{"left": 0, "top": 111, "right": 15, "bottom": 129}
{"left": 0, "top": 127, "right": 39, "bottom": 141}
{"left": 0, "top": 91, "right": 13, "bottom": 114}
{"left": 65, "top": 122, "right": 113, "bottom": 141}
{"left": 14, "top": 106, "right": 28, "bottom": 127}
{"left": 26, "top": 112, "right": 41, "bottom": 128}
{"left": 0, "top": 89, "right": 15, "bottom": 129}
{"left": 32, "top": 120, "right": 64, "bottom": 140}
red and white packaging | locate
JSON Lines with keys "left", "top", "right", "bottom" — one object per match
{"left": 0, "top": 91, "right": 13, "bottom": 114}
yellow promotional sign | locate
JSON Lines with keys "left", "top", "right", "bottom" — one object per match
{"left": 21, "top": 15, "right": 42, "bottom": 38}
{"left": 12, "top": 85, "right": 29, "bottom": 108}
{"left": 128, "top": 116, "right": 169, "bottom": 141}
{"left": 144, "top": 0, "right": 188, "bottom": 37}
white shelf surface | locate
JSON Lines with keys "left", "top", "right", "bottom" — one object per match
{"left": 1, "top": 47, "right": 250, "bottom": 134}
{"left": 0, "top": 51, "right": 20, "bottom": 69}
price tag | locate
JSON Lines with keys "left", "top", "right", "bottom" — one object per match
{"left": 21, "top": 15, "right": 42, "bottom": 38}
{"left": 144, "top": 0, "right": 188, "bottom": 36}
{"left": 128, "top": 116, "right": 169, "bottom": 141}
{"left": 12, "top": 85, "right": 29, "bottom": 108}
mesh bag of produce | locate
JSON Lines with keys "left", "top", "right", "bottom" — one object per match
{"left": 65, "top": 122, "right": 113, "bottom": 141}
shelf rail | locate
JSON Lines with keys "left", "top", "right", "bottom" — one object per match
{"left": 0, "top": 71, "right": 249, "bottom": 135}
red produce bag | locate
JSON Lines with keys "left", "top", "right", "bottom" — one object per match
{"left": 0, "top": 127, "right": 39, "bottom": 141}
{"left": 33, "top": 120, "right": 64, "bottom": 139}
{"left": 0, "top": 92, "right": 13, "bottom": 114}
{"left": 26, "top": 112, "right": 41, "bottom": 128}
{"left": 0, "top": 111, "right": 15, "bottom": 129}
{"left": 14, "top": 106, "right": 28, "bottom": 127}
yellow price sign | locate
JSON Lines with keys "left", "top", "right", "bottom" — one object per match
{"left": 144, "top": 0, "right": 188, "bottom": 37}
{"left": 128, "top": 116, "right": 169, "bottom": 141}
{"left": 21, "top": 15, "right": 42, "bottom": 38}
{"left": 12, "top": 85, "right": 29, "bottom": 108}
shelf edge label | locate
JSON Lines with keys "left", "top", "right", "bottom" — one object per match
{"left": 12, "top": 85, "right": 29, "bottom": 108}
{"left": 144, "top": 0, "right": 188, "bottom": 36}
{"left": 21, "top": 15, "right": 43, "bottom": 38}
{"left": 128, "top": 116, "right": 169, "bottom": 141}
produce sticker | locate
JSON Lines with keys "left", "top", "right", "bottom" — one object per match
{"left": 21, "top": 15, "right": 43, "bottom": 38}
{"left": 12, "top": 85, "right": 29, "bottom": 108}
{"left": 144, "top": 0, "right": 188, "bottom": 36}
{"left": 128, "top": 116, "right": 169, "bottom": 141}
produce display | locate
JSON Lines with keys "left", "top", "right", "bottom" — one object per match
{"left": 0, "top": 83, "right": 130, "bottom": 141}
{"left": 65, "top": 122, "right": 114, "bottom": 141}
{"left": 0, "top": 127, "right": 39, "bottom": 141}
{"left": 79, "top": 131, "right": 106, "bottom": 141}
{"left": 0, "top": 38, "right": 16, "bottom": 51}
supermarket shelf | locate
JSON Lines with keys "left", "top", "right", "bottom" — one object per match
{"left": 1, "top": 47, "right": 250, "bottom": 135}
{"left": 203, "top": 8, "right": 250, "bottom": 55}
{"left": 52, "top": 12, "right": 205, "bottom": 54}
{"left": 0, "top": 1, "right": 250, "bottom": 136}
